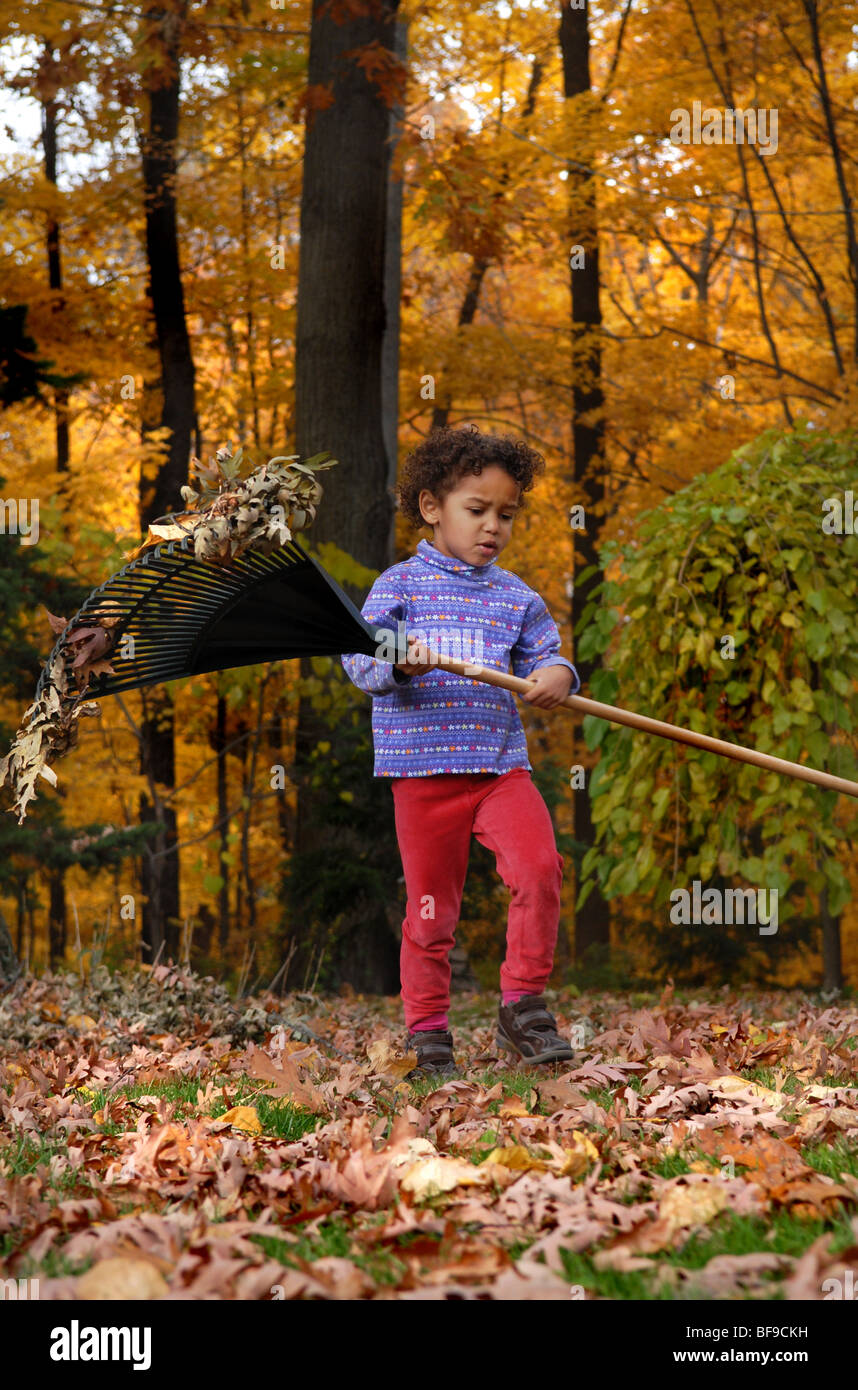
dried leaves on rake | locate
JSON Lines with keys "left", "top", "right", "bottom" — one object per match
{"left": 0, "top": 445, "right": 337, "bottom": 822}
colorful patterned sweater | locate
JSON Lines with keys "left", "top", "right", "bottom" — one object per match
{"left": 341, "top": 538, "right": 580, "bottom": 777}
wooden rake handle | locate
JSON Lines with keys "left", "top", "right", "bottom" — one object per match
{"left": 426, "top": 653, "right": 858, "bottom": 800}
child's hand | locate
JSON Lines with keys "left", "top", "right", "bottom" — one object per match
{"left": 521, "top": 665, "right": 575, "bottom": 709}
{"left": 395, "top": 637, "right": 436, "bottom": 677}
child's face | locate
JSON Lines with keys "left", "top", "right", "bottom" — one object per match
{"left": 418, "top": 465, "right": 521, "bottom": 566}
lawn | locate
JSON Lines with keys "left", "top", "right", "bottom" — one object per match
{"left": 2, "top": 963, "right": 858, "bottom": 1300}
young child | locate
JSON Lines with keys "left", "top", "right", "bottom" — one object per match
{"left": 341, "top": 424, "right": 581, "bottom": 1080}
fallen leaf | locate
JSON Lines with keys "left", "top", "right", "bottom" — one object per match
{"left": 399, "top": 1156, "right": 493, "bottom": 1200}
{"left": 366, "top": 1038, "right": 416, "bottom": 1081}
{"left": 68, "top": 1014, "right": 98, "bottom": 1032}
{"left": 420, "top": 1244, "right": 513, "bottom": 1283}
{"left": 534, "top": 1077, "right": 590, "bottom": 1112}
{"left": 218, "top": 1106, "right": 262, "bottom": 1136}
{"left": 482, "top": 1145, "right": 550, "bottom": 1173}
{"left": 498, "top": 1097, "right": 531, "bottom": 1118}
{"left": 694, "top": 1126, "right": 809, "bottom": 1190}
{"left": 386, "top": 1138, "right": 438, "bottom": 1178}
{"left": 246, "top": 1043, "right": 328, "bottom": 1114}
{"left": 710, "top": 1074, "right": 789, "bottom": 1111}
{"left": 555, "top": 1132, "right": 600, "bottom": 1176}
{"left": 76, "top": 1256, "right": 169, "bottom": 1300}
{"left": 768, "top": 1178, "right": 856, "bottom": 1217}
{"left": 658, "top": 1180, "right": 728, "bottom": 1237}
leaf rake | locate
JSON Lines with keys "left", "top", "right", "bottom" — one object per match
{"left": 30, "top": 533, "right": 858, "bottom": 801}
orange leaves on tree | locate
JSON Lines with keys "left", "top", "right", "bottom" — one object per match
{"left": 292, "top": 82, "right": 336, "bottom": 129}
{"left": 344, "top": 40, "right": 408, "bottom": 109}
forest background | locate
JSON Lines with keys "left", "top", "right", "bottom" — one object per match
{"left": 1, "top": 0, "right": 857, "bottom": 1000}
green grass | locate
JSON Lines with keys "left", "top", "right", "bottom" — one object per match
{"left": 801, "top": 1137, "right": 858, "bottom": 1180}
{"left": 6, "top": 1004, "right": 858, "bottom": 1299}
{"left": 250, "top": 1216, "right": 426, "bottom": 1288}
{"left": 738, "top": 1067, "right": 801, "bottom": 1092}
{"left": 740, "top": 1064, "right": 858, "bottom": 1094}
{"left": 65, "top": 1075, "right": 323, "bottom": 1142}
{"left": 556, "top": 1206, "right": 858, "bottom": 1300}
{"left": 650, "top": 1153, "right": 693, "bottom": 1179}
{"left": 0, "top": 1131, "right": 95, "bottom": 1185}
{"left": 6, "top": 1244, "right": 99, "bottom": 1281}
{"left": 403, "top": 1068, "right": 539, "bottom": 1102}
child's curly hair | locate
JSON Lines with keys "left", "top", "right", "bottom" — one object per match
{"left": 397, "top": 424, "right": 546, "bottom": 529}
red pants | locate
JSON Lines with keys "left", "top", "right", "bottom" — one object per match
{"left": 390, "top": 769, "right": 564, "bottom": 1030}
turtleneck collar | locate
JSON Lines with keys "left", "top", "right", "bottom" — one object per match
{"left": 415, "top": 537, "right": 498, "bottom": 582}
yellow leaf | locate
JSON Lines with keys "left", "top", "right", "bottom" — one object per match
{"left": 76, "top": 1256, "right": 169, "bottom": 1301}
{"left": 399, "top": 1155, "right": 491, "bottom": 1200}
{"left": 571, "top": 1130, "right": 600, "bottom": 1161}
{"left": 553, "top": 1131, "right": 600, "bottom": 1177}
{"left": 366, "top": 1038, "right": 417, "bottom": 1080}
{"left": 69, "top": 1014, "right": 98, "bottom": 1032}
{"left": 498, "top": 1097, "right": 530, "bottom": 1118}
{"left": 218, "top": 1105, "right": 262, "bottom": 1136}
{"left": 658, "top": 1181, "right": 728, "bottom": 1237}
{"left": 481, "top": 1144, "right": 549, "bottom": 1172}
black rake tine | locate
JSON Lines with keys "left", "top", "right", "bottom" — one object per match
{"left": 34, "top": 530, "right": 383, "bottom": 704}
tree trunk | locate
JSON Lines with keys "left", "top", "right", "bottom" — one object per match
{"left": 289, "top": 0, "right": 403, "bottom": 994}
{"left": 139, "top": 686, "right": 181, "bottom": 962}
{"left": 559, "top": 0, "right": 610, "bottom": 968}
{"left": 48, "top": 865, "right": 67, "bottom": 969}
{"left": 139, "top": 1, "right": 196, "bottom": 523}
{"left": 137, "top": 1, "right": 196, "bottom": 963}
{"left": 820, "top": 883, "right": 843, "bottom": 992}
{"left": 268, "top": 701, "right": 294, "bottom": 857}
{"left": 40, "top": 58, "right": 70, "bottom": 472}
{"left": 240, "top": 676, "right": 267, "bottom": 936}
{"left": 215, "top": 693, "right": 231, "bottom": 954}
{"left": 16, "top": 881, "right": 25, "bottom": 958}
{"left": 0, "top": 905, "right": 20, "bottom": 983}
{"left": 382, "top": 15, "right": 408, "bottom": 557}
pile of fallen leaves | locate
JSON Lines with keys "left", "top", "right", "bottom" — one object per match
{"left": 0, "top": 445, "right": 337, "bottom": 824}
{"left": 3, "top": 975, "right": 858, "bottom": 1300}
{"left": 0, "top": 962, "right": 284, "bottom": 1053}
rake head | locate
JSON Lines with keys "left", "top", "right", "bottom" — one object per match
{"left": 35, "top": 533, "right": 390, "bottom": 701}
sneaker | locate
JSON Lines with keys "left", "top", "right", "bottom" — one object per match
{"left": 404, "top": 1028, "right": 462, "bottom": 1082}
{"left": 496, "top": 994, "right": 577, "bottom": 1064}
